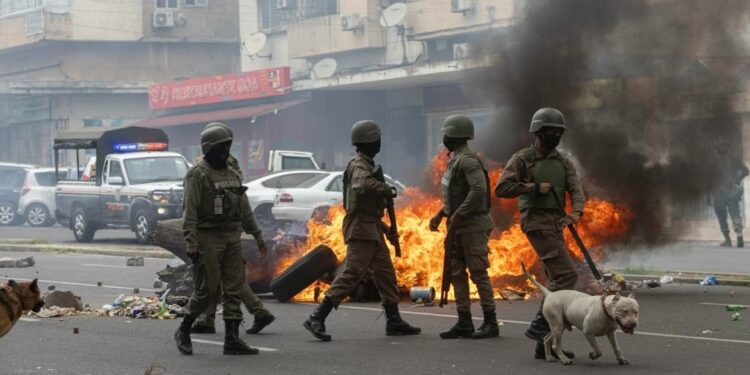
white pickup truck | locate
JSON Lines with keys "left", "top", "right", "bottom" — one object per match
{"left": 54, "top": 127, "right": 187, "bottom": 243}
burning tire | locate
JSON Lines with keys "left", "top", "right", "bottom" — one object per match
{"left": 270, "top": 245, "right": 338, "bottom": 302}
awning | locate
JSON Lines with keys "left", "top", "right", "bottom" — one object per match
{"left": 133, "top": 100, "right": 307, "bottom": 128}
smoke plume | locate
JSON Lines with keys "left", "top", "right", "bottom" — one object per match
{"left": 472, "top": 0, "right": 750, "bottom": 242}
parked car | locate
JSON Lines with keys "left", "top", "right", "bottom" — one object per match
{"left": 18, "top": 167, "right": 69, "bottom": 227}
{"left": 244, "top": 170, "right": 329, "bottom": 232}
{"left": 271, "top": 171, "right": 406, "bottom": 223}
{"left": 0, "top": 162, "right": 36, "bottom": 226}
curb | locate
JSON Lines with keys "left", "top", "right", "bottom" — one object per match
{"left": 0, "top": 243, "right": 175, "bottom": 259}
{"left": 619, "top": 273, "right": 750, "bottom": 288}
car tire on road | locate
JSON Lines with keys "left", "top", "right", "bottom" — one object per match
{"left": 0, "top": 201, "right": 18, "bottom": 226}
{"left": 270, "top": 244, "right": 338, "bottom": 302}
{"left": 25, "top": 203, "right": 53, "bottom": 227}
{"left": 72, "top": 206, "right": 96, "bottom": 242}
{"left": 133, "top": 208, "right": 155, "bottom": 245}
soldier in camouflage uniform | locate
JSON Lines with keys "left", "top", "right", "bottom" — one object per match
{"left": 190, "top": 123, "right": 276, "bottom": 335}
{"left": 303, "top": 120, "right": 421, "bottom": 342}
{"left": 495, "top": 108, "right": 585, "bottom": 359}
{"left": 711, "top": 139, "right": 749, "bottom": 248}
{"left": 174, "top": 126, "right": 268, "bottom": 355}
{"left": 429, "top": 115, "right": 499, "bottom": 339}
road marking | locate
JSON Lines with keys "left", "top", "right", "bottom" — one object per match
{"left": 82, "top": 263, "right": 129, "bottom": 269}
{"left": 192, "top": 339, "right": 278, "bottom": 352}
{"left": 700, "top": 302, "right": 746, "bottom": 307}
{"left": 0, "top": 276, "right": 156, "bottom": 293}
{"left": 337, "top": 305, "right": 750, "bottom": 345}
{"left": 20, "top": 317, "right": 40, "bottom": 322}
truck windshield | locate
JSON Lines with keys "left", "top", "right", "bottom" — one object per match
{"left": 124, "top": 156, "right": 188, "bottom": 184}
{"left": 282, "top": 156, "right": 316, "bottom": 170}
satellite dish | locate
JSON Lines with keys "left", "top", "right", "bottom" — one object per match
{"left": 311, "top": 58, "right": 338, "bottom": 79}
{"left": 243, "top": 33, "right": 268, "bottom": 56}
{"left": 380, "top": 2, "right": 407, "bottom": 27}
{"left": 405, "top": 41, "right": 425, "bottom": 64}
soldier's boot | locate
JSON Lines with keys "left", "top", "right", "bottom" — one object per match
{"left": 440, "top": 311, "right": 475, "bottom": 339}
{"left": 303, "top": 297, "right": 333, "bottom": 342}
{"left": 471, "top": 310, "right": 500, "bottom": 339}
{"left": 384, "top": 304, "right": 422, "bottom": 336}
{"left": 737, "top": 235, "right": 744, "bottom": 248}
{"left": 721, "top": 231, "right": 732, "bottom": 247}
{"left": 524, "top": 309, "right": 549, "bottom": 342}
{"left": 174, "top": 314, "right": 196, "bottom": 355}
{"left": 223, "top": 320, "right": 259, "bottom": 355}
{"left": 246, "top": 311, "right": 276, "bottom": 334}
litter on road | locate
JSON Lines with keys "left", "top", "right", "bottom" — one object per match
{"left": 0, "top": 256, "right": 35, "bottom": 268}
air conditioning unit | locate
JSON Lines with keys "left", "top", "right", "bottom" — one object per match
{"left": 451, "top": 0, "right": 475, "bottom": 13}
{"left": 341, "top": 15, "right": 363, "bottom": 31}
{"left": 276, "top": 0, "right": 295, "bottom": 10}
{"left": 153, "top": 10, "right": 175, "bottom": 28}
{"left": 453, "top": 43, "right": 471, "bottom": 59}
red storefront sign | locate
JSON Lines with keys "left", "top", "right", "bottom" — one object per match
{"left": 148, "top": 67, "right": 291, "bottom": 110}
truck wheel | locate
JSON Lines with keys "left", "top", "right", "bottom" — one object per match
{"left": 72, "top": 206, "right": 96, "bottom": 242}
{"left": 0, "top": 201, "right": 17, "bottom": 226}
{"left": 134, "top": 208, "right": 155, "bottom": 245}
{"left": 270, "top": 245, "right": 338, "bottom": 302}
{"left": 26, "top": 204, "right": 53, "bottom": 227}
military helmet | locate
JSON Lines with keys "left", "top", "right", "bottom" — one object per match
{"left": 200, "top": 126, "right": 233, "bottom": 154}
{"left": 441, "top": 115, "right": 475, "bottom": 139}
{"left": 204, "top": 122, "right": 233, "bottom": 138}
{"left": 351, "top": 120, "right": 382, "bottom": 145}
{"left": 529, "top": 108, "right": 566, "bottom": 133}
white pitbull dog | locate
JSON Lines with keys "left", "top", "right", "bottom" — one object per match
{"left": 521, "top": 263, "right": 639, "bottom": 366}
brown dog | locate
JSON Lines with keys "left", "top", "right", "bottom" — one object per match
{"left": 0, "top": 279, "right": 44, "bottom": 338}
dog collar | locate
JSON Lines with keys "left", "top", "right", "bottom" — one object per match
{"left": 600, "top": 296, "right": 615, "bottom": 321}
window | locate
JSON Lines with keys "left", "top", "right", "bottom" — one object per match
{"left": 34, "top": 171, "right": 57, "bottom": 187}
{"left": 124, "top": 157, "right": 188, "bottom": 185}
{"left": 109, "top": 161, "right": 124, "bottom": 180}
{"left": 0, "top": 167, "right": 27, "bottom": 188}
{"left": 277, "top": 173, "right": 325, "bottom": 188}
{"left": 259, "top": 0, "right": 338, "bottom": 30}
{"left": 281, "top": 156, "right": 316, "bottom": 170}
{"left": 156, "top": 0, "right": 178, "bottom": 9}
{"left": 326, "top": 176, "right": 343, "bottom": 192}
{"left": 297, "top": 173, "right": 330, "bottom": 189}
{"left": 184, "top": 0, "right": 207, "bottom": 7}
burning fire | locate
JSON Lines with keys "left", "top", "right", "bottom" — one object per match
{"left": 277, "top": 150, "right": 632, "bottom": 302}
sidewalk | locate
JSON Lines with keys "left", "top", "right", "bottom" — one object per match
{"left": 0, "top": 239, "right": 174, "bottom": 259}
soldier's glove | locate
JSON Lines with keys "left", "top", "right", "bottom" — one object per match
{"left": 429, "top": 211, "right": 445, "bottom": 232}
{"left": 559, "top": 212, "right": 582, "bottom": 227}
{"left": 186, "top": 244, "right": 200, "bottom": 264}
{"left": 256, "top": 237, "right": 268, "bottom": 259}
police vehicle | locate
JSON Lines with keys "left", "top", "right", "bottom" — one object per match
{"left": 54, "top": 127, "right": 187, "bottom": 243}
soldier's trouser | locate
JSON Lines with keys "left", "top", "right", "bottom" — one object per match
{"left": 325, "top": 239, "right": 400, "bottom": 306}
{"left": 714, "top": 196, "right": 743, "bottom": 234}
{"left": 185, "top": 230, "right": 245, "bottom": 321}
{"left": 525, "top": 229, "right": 578, "bottom": 292}
{"left": 195, "top": 282, "right": 270, "bottom": 326}
{"left": 451, "top": 231, "right": 496, "bottom": 313}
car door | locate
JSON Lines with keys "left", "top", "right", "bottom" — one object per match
{"left": 325, "top": 174, "right": 344, "bottom": 206}
{"left": 101, "top": 159, "right": 128, "bottom": 223}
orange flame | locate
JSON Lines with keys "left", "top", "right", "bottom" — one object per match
{"left": 276, "top": 150, "right": 632, "bottom": 302}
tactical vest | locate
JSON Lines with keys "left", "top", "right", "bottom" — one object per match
{"left": 518, "top": 149, "right": 567, "bottom": 210}
{"left": 441, "top": 153, "right": 491, "bottom": 216}
{"left": 343, "top": 158, "right": 385, "bottom": 218}
{"left": 195, "top": 163, "right": 246, "bottom": 224}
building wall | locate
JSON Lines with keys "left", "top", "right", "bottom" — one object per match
{"left": 142, "top": 0, "right": 239, "bottom": 40}
{"left": 408, "top": 0, "right": 516, "bottom": 38}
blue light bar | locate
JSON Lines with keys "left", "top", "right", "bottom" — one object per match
{"left": 114, "top": 143, "right": 168, "bottom": 152}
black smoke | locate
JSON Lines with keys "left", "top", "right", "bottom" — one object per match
{"left": 471, "top": 0, "right": 750, "bottom": 242}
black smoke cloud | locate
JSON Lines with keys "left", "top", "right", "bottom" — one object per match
{"left": 471, "top": 0, "right": 750, "bottom": 242}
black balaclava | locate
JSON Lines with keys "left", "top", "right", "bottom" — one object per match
{"left": 536, "top": 128, "right": 563, "bottom": 150}
{"left": 204, "top": 141, "right": 231, "bottom": 169}
{"left": 356, "top": 139, "right": 381, "bottom": 159}
{"left": 442, "top": 136, "right": 468, "bottom": 153}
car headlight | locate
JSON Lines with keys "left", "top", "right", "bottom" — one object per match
{"left": 151, "top": 192, "right": 170, "bottom": 204}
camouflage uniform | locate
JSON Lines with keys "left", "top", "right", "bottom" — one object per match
{"left": 712, "top": 156, "right": 749, "bottom": 247}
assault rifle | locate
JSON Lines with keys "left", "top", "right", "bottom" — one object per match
{"left": 372, "top": 165, "right": 401, "bottom": 258}
{"left": 440, "top": 223, "right": 454, "bottom": 307}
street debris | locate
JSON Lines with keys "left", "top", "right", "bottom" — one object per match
{"left": 43, "top": 290, "right": 83, "bottom": 311}
{"left": 73, "top": 327, "right": 79, "bottom": 334}
{"left": 702, "top": 330, "right": 712, "bottom": 334}
{"left": 155, "top": 264, "right": 194, "bottom": 297}
{"left": 643, "top": 279, "right": 661, "bottom": 288}
{"left": 409, "top": 286, "right": 435, "bottom": 303}
{"left": 731, "top": 312, "right": 742, "bottom": 321}
{"left": 500, "top": 288, "right": 527, "bottom": 300}
{"left": 659, "top": 275, "right": 674, "bottom": 285}
{"left": 700, "top": 276, "right": 718, "bottom": 286}
{"left": 726, "top": 304, "right": 747, "bottom": 312}
{"left": 126, "top": 256, "right": 145, "bottom": 267}
{"left": 0, "top": 256, "right": 35, "bottom": 268}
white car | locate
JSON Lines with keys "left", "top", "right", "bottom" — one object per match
{"left": 271, "top": 171, "right": 406, "bottom": 223}
{"left": 244, "top": 170, "right": 329, "bottom": 231}
{"left": 18, "top": 167, "right": 69, "bottom": 227}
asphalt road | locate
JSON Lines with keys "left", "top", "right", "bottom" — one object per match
{"left": 0, "top": 224, "right": 140, "bottom": 245}
{"left": 1, "top": 251, "right": 750, "bottom": 375}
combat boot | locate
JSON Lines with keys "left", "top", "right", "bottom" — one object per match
{"left": 721, "top": 232, "right": 732, "bottom": 247}
{"left": 246, "top": 311, "right": 276, "bottom": 334}
{"left": 737, "top": 235, "right": 744, "bottom": 248}
{"left": 174, "top": 314, "right": 196, "bottom": 355}
{"left": 471, "top": 310, "right": 500, "bottom": 339}
{"left": 384, "top": 304, "right": 421, "bottom": 336}
{"left": 303, "top": 297, "right": 333, "bottom": 341}
{"left": 223, "top": 320, "right": 259, "bottom": 355}
{"left": 440, "top": 311, "right": 474, "bottom": 339}
{"left": 524, "top": 309, "right": 550, "bottom": 342}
